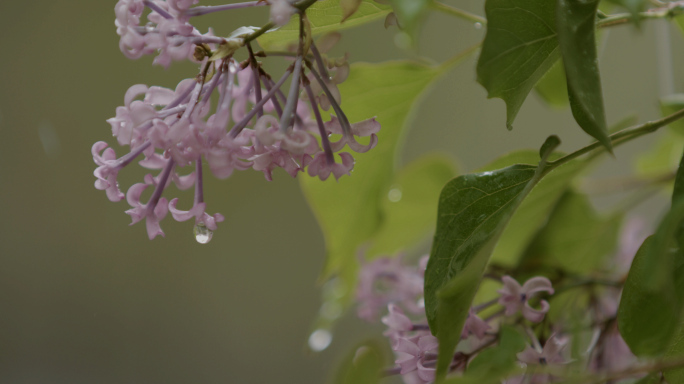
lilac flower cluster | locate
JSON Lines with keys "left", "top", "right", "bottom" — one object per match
{"left": 355, "top": 253, "right": 642, "bottom": 384}
{"left": 95, "top": 0, "right": 381, "bottom": 241}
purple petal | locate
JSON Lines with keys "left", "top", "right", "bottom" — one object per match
{"left": 522, "top": 276, "right": 554, "bottom": 296}
{"left": 522, "top": 300, "right": 550, "bottom": 323}
{"left": 125, "top": 84, "right": 149, "bottom": 107}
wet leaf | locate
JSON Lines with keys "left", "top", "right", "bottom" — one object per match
{"left": 426, "top": 136, "right": 561, "bottom": 378}
{"left": 476, "top": 0, "right": 559, "bottom": 130}
{"left": 557, "top": 0, "right": 611, "bottom": 151}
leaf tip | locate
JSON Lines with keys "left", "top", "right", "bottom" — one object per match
{"left": 539, "top": 135, "right": 561, "bottom": 161}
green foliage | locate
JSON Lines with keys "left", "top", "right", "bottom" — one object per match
{"left": 300, "top": 61, "right": 441, "bottom": 318}
{"left": 620, "top": 127, "right": 684, "bottom": 359}
{"left": 522, "top": 189, "right": 622, "bottom": 274}
{"left": 331, "top": 341, "right": 384, "bottom": 384}
{"left": 661, "top": 95, "right": 684, "bottom": 136}
{"left": 557, "top": 0, "right": 611, "bottom": 151}
{"left": 366, "top": 154, "right": 458, "bottom": 257}
{"left": 476, "top": 0, "right": 559, "bottom": 130}
{"left": 257, "top": 0, "right": 391, "bottom": 49}
{"left": 665, "top": 320, "right": 684, "bottom": 383}
{"left": 425, "top": 136, "right": 560, "bottom": 378}
{"left": 489, "top": 152, "right": 589, "bottom": 267}
{"left": 618, "top": 237, "right": 684, "bottom": 356}
{"left": 534, "top": 60, "right": 569, "bottom": 108}
{"left": 444, "top": 326, "right": 526, "bottom": 384}
{"left": 635, "top": 131, "right": 684, "bottom": 179}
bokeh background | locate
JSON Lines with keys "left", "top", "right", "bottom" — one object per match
{"left": 1, "top": 1, "right": 683, "bottom": 383}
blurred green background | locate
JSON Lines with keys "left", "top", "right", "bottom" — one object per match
{"left": 0, "top": 1, "right": 682, "bottom": 383}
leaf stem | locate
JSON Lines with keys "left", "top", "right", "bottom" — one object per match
{"left": 546, "top": 107, "right": 684, "bottom": 171}
{"left": 431, "top": 1, "right": 487, "bottom": 25}
{"left": 597, "top": 2, "right": 684, "bottom": 28}
{"left": 438, "top": 42, "right": 482, "bottom": 73}
{"left": 242, "top": 0, "right": 319, "bottom": 45}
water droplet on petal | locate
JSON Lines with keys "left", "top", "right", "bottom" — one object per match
{"left": 474, "top": 22, "right": 482, "bottom": 29}
{"left": 308, "top": 329, "right": 332, "bottom": 351}
{"left": 388, "top": 188, "right": 402, "bottom": 202}
{"left": 194, "top": 223, "right": 213, "bottom": 244}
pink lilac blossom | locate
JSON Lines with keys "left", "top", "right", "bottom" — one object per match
{"left": 394, "top": 335, "right": 438, "bottom": 383}
{"left": 96, "top": 3, "right": 382, "bottom": 240}
{"left": 461, "top": 308, "right": 491, "bottom": 340}
{"left": 503, "top": 336, "right": 568, "bottom": 384}
{"left": 356, "top": 256, "right": 425, "bottom": 321}
{"left": 498, "top": 276, "right": 554, "bottom": 323}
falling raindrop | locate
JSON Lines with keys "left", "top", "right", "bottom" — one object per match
{"left": 308, "top": 329, "right": 332, "bottom": 351}
{"left": 193, "top": 223, "right": 213, "bottom": 244}
{"left": 474, "top": 22, "right": 482, "bottom": 29}
{"left": 388, "top": 188, "right": 402, "bottom": 202}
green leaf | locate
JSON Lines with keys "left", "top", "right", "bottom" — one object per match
{"left": 426, "top": 136, "right": 561, "bottom": 378}
{"left": 257, "top": 0, "right": 391, "bottom": 50}
{"left": 443, "top": 326, "right": 527, "bottom": 384}
{"left": 521, "top": 189, "right": 622, "bottom": 274}
{"left": 488, "top": 151, "right": 589, "bottom": 267}
{"left": 618, "top": 205, "right": 684, "bottom": 356}
{"left": 476, "top": 0, "right": 560, "bottom": 130}
{"left": 635, "top": 131, "right": 684, "bottom": 179}
{"left": 675, "top": 14, "right": 684, "bottom": 35}
{"left": 661, "top": 95, "right": 684, "bottom": 137}
{"left": 387, "top": 0, "right": 431, "bottom": 44}
{"left": 664, "top": 318, "right": 684, "bottom": 383}
{"left": 557, "top": 0, "right": 611, "bottom": 151}
{"left": 331, "top": 341, "right": 384, "bottom": 384}
{"left": 366, "top": 154, "right": 458, "bottom": 257}
{"left": 534, "top": 60, "right": 569, "bottom": 108}
{"left": 301, "top": 61, "right": 441, "bottom": 321}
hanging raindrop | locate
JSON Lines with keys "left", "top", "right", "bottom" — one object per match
{"left": 193, "top": 223, "right": 213, "bottom": 244}
{"left": 308, "top": 329, "right": 332, "bottom": 351}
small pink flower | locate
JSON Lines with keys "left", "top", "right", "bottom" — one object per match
{"left": 498, "top": 276, "right": 554, "bottom": 323}
{"left": 304, "top": 152, "right": 354, "bottom": 181}
{"left": 517, "top": 335, "right": 568, "bottom": 366}
{"left": 168, "top": 199, "right": 225, "bottom": 230}
{"left": 395, "top": 335, "right": 438, "bottom": 381}
{"left": 125, "top": 182, "right": 170, "bottom": 240}
{"left": 326, "top": 116, "right": 380, "bottom": 153}
{"left": 461, "top": 309, "right": 491, "bottom": 339}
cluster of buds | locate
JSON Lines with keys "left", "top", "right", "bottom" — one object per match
{"left": 356, "top": 253, "right": 641, "bottom": 384}
{"left": 94, "top": 0, "right": 381, "bottom": 241}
